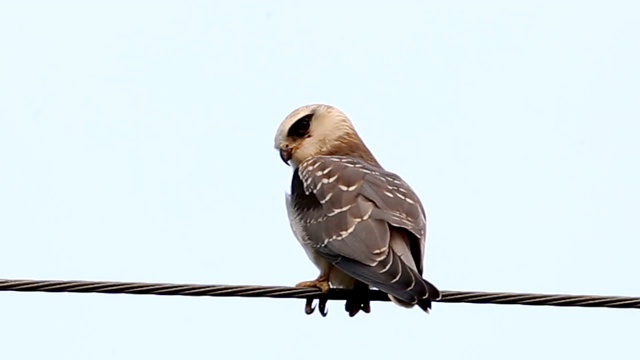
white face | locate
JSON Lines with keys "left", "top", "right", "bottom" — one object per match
{"left": 274, "top": 104, "right": 355, "bottom": 168}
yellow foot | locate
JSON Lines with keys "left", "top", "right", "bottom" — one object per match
{"left": 296, "top": 277, "right": 330, "bottom": 317}
{"left": 296, "top": 278, "right": 330, "bottom": 293}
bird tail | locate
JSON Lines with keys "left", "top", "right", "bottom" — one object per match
{"left": 334, "top": 250, "right": 441, "bottom": 313}
{"left": 389, "top": 276, "right": 441, "bottom": 313}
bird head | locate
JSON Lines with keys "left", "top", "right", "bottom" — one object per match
{"left": 274, "top": 104, "right": 378, "bottom": 168}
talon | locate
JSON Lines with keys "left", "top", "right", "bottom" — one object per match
{"left": 362, "top": 301, "right": 371, "bottom": 314}
{"left": 345, "top": 282, "right": 371, "bottom": 317}
{"left": 296, "top": 276, "right": 331, "bottom": 316}
{"left": 304, "top": 298, "right": 316, "bottom": 315}
{"left": 319, "top": 297, "right": 328, "bottom": 317}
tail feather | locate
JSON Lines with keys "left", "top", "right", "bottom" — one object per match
{"left": 391, "top": 277, "right": 440, "bottom": 312}
{"left": 333, "top": 249, "right": 440, "bottom": 313}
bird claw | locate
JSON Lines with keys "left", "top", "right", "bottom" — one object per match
{"left": 303, "top": 296, "right": 329, "bottom": 317}
{"left": 345, "top": 282, "right": 371, "bottom": 317}
{"left": 318, "top": 296, "right": 328, "bottom": 317}
{"left": 297, "top": 277, "right": 331, "bottom": 317}
{"left": 304, "top": 298, "right": 315, "bottom": 315}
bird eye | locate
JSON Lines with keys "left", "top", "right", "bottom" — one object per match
{"left": 287, "top": 114, "right": 313, "bottom": 138}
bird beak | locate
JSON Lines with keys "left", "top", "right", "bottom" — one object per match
{"left": 279, "top": 148, "right": 292, "bottom": 165}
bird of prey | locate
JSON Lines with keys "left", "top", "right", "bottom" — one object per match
{"left": 274, "top": 104, "right": 440, "bottom": 317}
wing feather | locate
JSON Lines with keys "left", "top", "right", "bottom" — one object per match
{"left": 295, "top": 156, "right": 440, "bottom": 307}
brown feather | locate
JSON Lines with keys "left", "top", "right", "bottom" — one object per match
{"left": 320, "top": 132, "right": 380, "bottom": 167}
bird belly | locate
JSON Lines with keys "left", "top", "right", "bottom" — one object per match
{"left": 285, "top": 194, "right": 322, "bottom": 263}
{"left": 328, "top": 267, "right": 357, "bottom": 289}
{"left": 297, "top": 236, "right": 356, "bottom": 289}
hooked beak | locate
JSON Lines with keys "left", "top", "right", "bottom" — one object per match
{"left": 279, "top": 148, "right": 292, "bottom": 165}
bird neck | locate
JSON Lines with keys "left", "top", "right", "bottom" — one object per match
{"left": 320, "top": 133, "right": 381, "bottom": 167}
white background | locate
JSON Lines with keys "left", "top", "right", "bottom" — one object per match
{"left": 1, "top": 1, "right": 639, "bottom": 359}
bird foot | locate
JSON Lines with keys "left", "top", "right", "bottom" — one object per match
{"left": 345, "top": 282, "right": 371, "bottom": 317}
{"left": 296, "top": 278, "right": 331, "bottom": 293}
{"left": 296, "top": 278, "right": 330, "bottom": 317}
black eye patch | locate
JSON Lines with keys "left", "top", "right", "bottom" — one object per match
{"left": 287, "top": 113, "right": 313, "bottom": 138}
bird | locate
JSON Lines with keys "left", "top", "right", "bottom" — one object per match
{"left": 274, "top": 104, "right": 440, "bottom": 317}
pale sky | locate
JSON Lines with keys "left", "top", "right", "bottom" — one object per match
{"left": 1, "top": 1, "right": 639, "bottom": 359}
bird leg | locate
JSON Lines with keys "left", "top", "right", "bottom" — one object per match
{"left": 296, "top": 275, "right": 331, "bottom": 317}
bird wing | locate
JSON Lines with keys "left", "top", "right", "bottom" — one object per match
{"left": 296, "top": 156, "right": 439, "bottom": 307}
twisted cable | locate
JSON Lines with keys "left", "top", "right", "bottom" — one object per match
{"left": 1, "top": 279, "right": 639, "bottom": 309}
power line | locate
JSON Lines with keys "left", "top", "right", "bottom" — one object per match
{"left": 1, "top": 278, "right": 639, "bottom": 310}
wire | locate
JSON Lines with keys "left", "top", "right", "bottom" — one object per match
{"left": 1, "top": 278, "right": 638, "bottom": 309}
